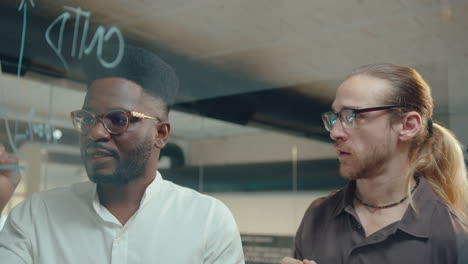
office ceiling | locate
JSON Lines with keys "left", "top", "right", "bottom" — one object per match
{"left": 0, "top": 0, "right": 466, "bottom": 141}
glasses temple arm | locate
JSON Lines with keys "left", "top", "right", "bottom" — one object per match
{"left": 131, "top": 111, "right": 162, "bottom": 122}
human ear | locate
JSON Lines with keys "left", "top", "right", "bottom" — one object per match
{"left": 398, "top": 111, "right": 422, "bottom": 141}
{"left": 154, "top": 122, "right": 170, "bottom": 149}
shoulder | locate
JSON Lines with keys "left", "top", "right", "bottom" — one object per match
{"left": 431, "top": 200, "right": 468, "bottom": 233}
{"left": 295, "top": 188, "right": 346, "bottom": 245}
{"left": 298, "top": 188, "right": 345, "bottom": 228}
{"left": 161, "top": 179, "right": 217, "bottom": 203}
{"left": 160, "top": 178, "right": 231, "bottom": 214}
{"left": 300, "top": 188, "right": 345, "bottom": 219}
{"left": 31, "top": 181, "right": 94, "bottom": 206}
{"left": 9, "top": 181, "right": 93, "bottom": 219}
{"left": 428, "top": 199, "right": 468, "bottom": 255}
{"left": 307, "top": 188, "right": 344, "bottom": 212}
{"left": 160, "top": 179, "right": 238, "bottom": 236}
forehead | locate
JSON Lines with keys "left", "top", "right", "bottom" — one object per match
{"left": 332, "top": 74, "right": 393, "bottom": 111}
{"left": 84, "top": 77, "right": 144, "bottom": 112}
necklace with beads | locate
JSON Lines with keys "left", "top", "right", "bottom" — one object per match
{"left": 354, "top": 177, "right": 420, "bottom": 209}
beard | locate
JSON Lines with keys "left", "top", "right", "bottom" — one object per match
{"left": 338, "top": 141, "right": 390, "bottom": 180}
{"left": 85, "top": 135, "right": 153, "bottom": 185}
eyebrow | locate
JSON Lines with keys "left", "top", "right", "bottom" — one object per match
{"left": 81, "top": 107, "right": 132, "bottom": 112}
{"left": 331, "top": 105, "right": 360, "bottom": 113}
{"left": 331, "top": 104, "right": 338, "bottom": 112}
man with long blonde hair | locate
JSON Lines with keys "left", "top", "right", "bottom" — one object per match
{"left": 284, "top": 63, "right": 468, "bottom": 264}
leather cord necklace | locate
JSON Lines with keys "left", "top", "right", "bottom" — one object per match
{"left": 354, "top": 177, "right": 420, "bottom": 209}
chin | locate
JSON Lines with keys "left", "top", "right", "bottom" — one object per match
{"left": 339, "top": 165, "right": 360, "bottom": 180}
{"left": 87, "top": 173, "right": 127, "bottom": 184}
{"left": 86, "top": 162, "right": 115, "bottom": 175}
{"left": 86, "top": 168, "right": 118, "bottom": 184}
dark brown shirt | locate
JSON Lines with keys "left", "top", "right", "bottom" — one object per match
{"left": 294, "top": 176, "right": 468, "bottom": 264}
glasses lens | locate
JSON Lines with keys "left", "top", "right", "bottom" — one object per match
{"left": 72, "top": 110, "right": 95, "bottom": 133}
{"left": 103, "top": 110, "right": 128, "bottom": 134}
{"left": 322, "top": 112, "right": 337, "bottom": 132}
{"left": 341, "top": 109, "right": 356, "bottom": 128}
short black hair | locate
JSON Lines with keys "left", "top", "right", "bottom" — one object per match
{"left": 83, "top": 45, "right": 179, "bottom": 111}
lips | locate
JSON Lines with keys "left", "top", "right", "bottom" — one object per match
{"left": 87, "top": 150, "right": 112, "bottom": 158}
{"left": 85, "top": 146, "right": 117, "bottom": 161}
{"left": 338, "top": 151, "right": 351, "bottom": 159}
{"left": 335, "top": 146, "right": 352, "bottom": 160}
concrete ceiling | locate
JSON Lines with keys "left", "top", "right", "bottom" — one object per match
{"left": 3, "top": 0, "right": 466, "bottom": 96}
{"left": 0, "top": 0, "right": 466, "bottom": 141}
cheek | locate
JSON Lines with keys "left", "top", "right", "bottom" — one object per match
{"left": 351, "top": 133, "right": 376, "bottom": 154}
{"left": 112, "top": 137, "right": 131, "bottom": 158}
{"left": 79, "top": 133, "right": 93, "bottom": 149}
{"left": 113, "top": 132, "right": 146, "bottom": 154}
{"left": 114, "top": 122, "right": 156, "bottom": 148}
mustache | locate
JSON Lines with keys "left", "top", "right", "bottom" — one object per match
{"left": 84, "top": 142, "right": 119, "bottom": 158}
{"left": 335, "top": 143, "right": 352, "bottom": 153}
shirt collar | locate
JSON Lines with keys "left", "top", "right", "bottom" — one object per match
{"left": 139, "top": 171, "right": 164, "bottom": 208}
{"left": 333, "top": 180, "right": 355, "bottom": 218}
{"left": 396, "top": 176, "right": 440, "bottom": 238}
{"left": 90, "top": 171, "right": 165, "bottom": 225}
{"left": 90, "top": 171, "right": 164, "bottom": 200}
{"left": 334, "top": 175, "right": 441, "bottom": 239}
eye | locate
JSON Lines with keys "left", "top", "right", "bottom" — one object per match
{"left": 328, "top": 116, "right": 337, "bottom": 126}
{"left": 75, "top": 113, "right": 94, "bottom": 126}
{"left": 83, "top": 116, "right": 95, "bottom": 124}
{"left": 339, "top": 109, "right": 355, "bottom": 124}
{"left": 110, "top": 115, "right": 127, "bottom": 126}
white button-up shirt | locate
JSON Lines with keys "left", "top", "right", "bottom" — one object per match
{"left": 0, "top": 172, "right": 245, "bottom": 264}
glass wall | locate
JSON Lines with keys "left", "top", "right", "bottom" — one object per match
{"left": 1, "top": 1, "right": 467, "bottom": 263}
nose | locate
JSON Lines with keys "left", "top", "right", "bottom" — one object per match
{"left": 86, "top": 120, "right": 111, "bottom": 141}
{"left": 329, "top": 118, "right": 348, "bottom": 141}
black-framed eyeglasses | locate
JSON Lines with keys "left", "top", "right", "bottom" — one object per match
{"left": 70, "top": 109, "right": 161, "bottom": 135}
{"left": 321, "top": 105, "right": 402, "bottom": 132}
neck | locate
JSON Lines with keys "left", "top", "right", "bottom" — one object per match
{"left": 98, "top": 172, "right": 156, "bottom": 206}
{"left": 354, "top": 155, "right": 415, "bottom": 206}
{"left": 97, "top": 172, "right": 156, "bottom": 225}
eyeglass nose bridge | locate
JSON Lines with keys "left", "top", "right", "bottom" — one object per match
{"left": 84, "top": 115, "right": 111, "bottom": 136}
{"left": 336, "top": 111, "right": 356, "bottom": 130}
{"left": 332, "top": 115, "right": 348, "bottom": 131}
{"left": 95, "top": 116, "right": 109, "bottom": 132}
{"left": 82, "top": 114, "right": 117, "bottom": 136}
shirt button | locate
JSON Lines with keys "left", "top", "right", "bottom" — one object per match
{"left": 373, "top": 235, "right": 382, "bottom": 240}
{"left": 356, "top": 223, "right": 362, "bottom": 229}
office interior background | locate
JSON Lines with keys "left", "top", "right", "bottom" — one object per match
{"left": 1, "top": 0, "right": 467, "bottom": 263}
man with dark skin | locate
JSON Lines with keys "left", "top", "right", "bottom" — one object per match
{"left": 0, "top": 46, "right": 244, "bottom": 263}
{"left": 81, "top": 76, "right": 169, "bottom": 225}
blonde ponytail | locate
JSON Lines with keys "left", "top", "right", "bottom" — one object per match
{"left": 409, "top": 123, "right": 468, "bottom": 221}
{"left": 351, "top": 63, "right": 468, "bottom": 222}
